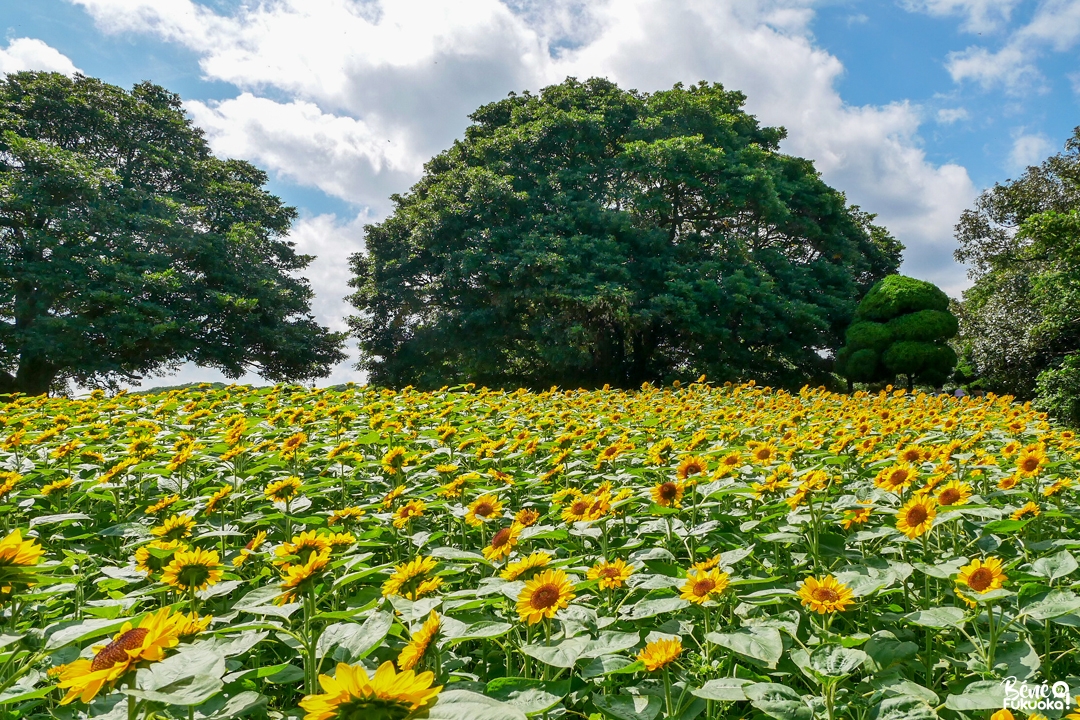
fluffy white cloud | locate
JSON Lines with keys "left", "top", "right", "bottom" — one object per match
{"left": 72, "top": 0, "right": 981, "bottom": 362}
{"left": 1008, "top": 130, "right": 1054, "bottom": 173}
{"left": 937, "top": 107, "right": 970, "bottom": 123}
{"left": 900, "top": 0, "right": 1021, "bottom": 33}
{"left": 0, "top": 37, "right": 80, "bottom": 76}
{"left": 937, "top": 0, "right": 1080, "bottom": 92}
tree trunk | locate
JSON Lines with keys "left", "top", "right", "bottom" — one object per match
{"left": 14, "top": 353, "right": 58, "bottom": 395}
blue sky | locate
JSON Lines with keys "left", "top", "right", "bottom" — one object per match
{"left": 1, "top": 0, "right": 1077, "bottom": 386}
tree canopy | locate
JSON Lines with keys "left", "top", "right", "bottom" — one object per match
{"left": 348, "top": 77, "right": 902, "bottom": 389}
{"left": 954, "top": 126, "right": 1080, "bottom": 419}
{"left": 836, "top": 275, "right": 958, "bottom": 390}
{"left": 0, "top": 72, "right": 346, "bottom": 395}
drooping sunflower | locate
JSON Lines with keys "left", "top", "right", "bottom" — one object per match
{"left": 587, "top": 558, "right": 634, "bottom": 590}
{"left": 55, "top": 607, "right": 185, "bottom": 705}
{"left": 328, "top": 506, "right": 366, "bottom": 526}
{"left": 299, "top": 661, "right": 441, "bottom": 720}
{"left": 482, "top": 523, "right": 522, "bottom": 562}
{"left": 679, "top": 568, "right": 730, "bottom": 604}
{"left": 204, "top": 484, "right": 233, "bottom": 514}
{"left": 895, "top": 496, "right": 937, "bottom": 539}
{"left": 1010, "top": 501, "right": 1041, "bottom": 520}
{"left": 676, "top": 455, "right": 708, "bottom": 481}
{"left": 326, "top": 532, "right": 356, "bottom": 550}
{"left": 41, "top": 476, "right": 74, "bottom": 496}
{"left": 935, "top": 480, "right": 973, "bottom": 507}
{"left": 500, "top": 551, "right": 552, "bottom": 581}
{"left": 638, "top": 637, "right": 682, "bottom": 671}
{"left": 650, "top": 481, "right": 685, "bottom": 508}
{"left": 382, "top": 556, "right": 442, "bottom": 600}
{"left": 398, "top": 610, "right": 440, "bottom": 671}
{"left": 797, "top": 575, "right": 855, "bottom": 614}
{"left": 516, "top": 568, "right": 576, "bottom": 625}
{"left": 134, "top": 539, "right": 185, "bottom": 576}
{"left": 1043, "top": 478, "right": 1073, "bottom": 497}
{"left": 381, "top": 446, "right": 408, "bottom": 475}
{"left": 233, "top": 530, "right": 268, "bottom": 567}
{"left": 393, "top": 500, "right": 427, "bottom": 529}
{"left": 161, "top": 548, "right": 223, "bottom": 593}
{"left": 956, "top": 557, "right": 1007, "bottom": 594}
{"left": 465, "top": 494, "right": 503, "bottom": 526}
{"left": 265, "top": 476, "right": 302, "bottom": 503}
{"left": 280, "top": 549, "right": 332, "bottom": 603}
{"left": 150, "top": 513, "right": 195, "bottom": 541}
{"left": 276, "top": 531, "right": 332, "bottom": 564}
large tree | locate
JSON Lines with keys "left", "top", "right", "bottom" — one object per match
{"left": 348, "top": 78, "right": 901, "bottom": 389}
{"left": 954, "top": 127, "right": 1080, "bottom": 409}
{"left": 0, "top": 72, "right": 346, "bottom": 395}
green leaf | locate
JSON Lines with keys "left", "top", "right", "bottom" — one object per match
{"left": 485, "top": 678, "right": 568, "bottom": 716}
{"left": 903, "top": 606, "right": 965, "bottom": 629}
{"left": 945, "top": 680, "right": 1005, "bottom": 711}
{"left": 994, "top": 639, "right": 1040, "bottom": 680}
{"left": 1031, "top": 551, "right": 1078, "bottom": 581}
{"left": 692, "top": 678, "right": 754, "bottom": 701}
{"left": 864, "top": 631, "right": 918, "bottom": 671}
{"left": 706, "top": 627, "right": 783, "bottom": 668}
{"left": 870, "top": 696, "right": 938, "bottom": 720}
{"left": 193, "top": 690, "right": 266, "bottom": 719}
{"left": 317, "top": 610, "right": 394, "bottom": 662}
{"left": 443, "top": 621, "right": 514, "bottom": 644}
{"left": 125, "top": 674, "right": 223, "bottom": 706}
{"left": 592, "top": 694, "right": 663, "bottom": 720}
{"left": 580, "top": 631, "right": 641, "bottom": 659}
{"left": 622, "top": 597, "right": 690, "bottom": 620}
{"left": 44, "top": 617, "right": 129, "bottom": 651}
{"left": 425, "top": 689, "right": 528, "bottom": 720}
{"left": 580, "top": 655, "right": 638, "bottom": 678}
{"left": 522, "top": 636, "right": 591, "bottom": 668}
{"left": 744, "top": 683, "right": 812, "bottom": 720}
{"left": 1021, "top": 590, "right": 1080, "bottom": 620}
{"left": 807, "top": 644, "right": 867, "bottom": 679}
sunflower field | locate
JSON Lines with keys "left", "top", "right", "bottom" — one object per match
{"left": 1, "top": 381, "right": 1080, "bottom": 720}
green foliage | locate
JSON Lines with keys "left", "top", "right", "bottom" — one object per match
{"left": 836, "top": 275, "right": 958, "bottom": 389}
{"left": 348, "top": 77, "right": 902, "bottom": 390}
{"left": 1035, "top": 355, "right": 1080, "bottom": 427}
{"left": 0, "top": 72, "right": 346, "bottom": 395}
{"left": 954, "top": 127, "right": 1080, "bottom": 402}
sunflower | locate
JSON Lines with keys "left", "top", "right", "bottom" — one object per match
{"left": 280, "top": 549, "right": 332, "bottom": 603}
{"left": 393, "top": 500, "right": 426, "bottom": 529}
{"left": 465, "top": 495, "right": 503, "bottom": 526}
{"left": 1010, "top": 501, "right": 1040, "bottom": 520}
{"left": 482, "top": 523, "right": 521, "bottom": 562}
{"left": 956, "top": 557, "right": 1006, "bottom": 594}
{"left": 650, "top": 481, "right": 685, "bottom": 508}
{"left": 895, "top": 496, "right": 937, "bottom": 539}
{"left": 382, "top": 556, "right": 442, "bottom": 600}
{"left": 150, "top": 513, "right": 195, "bottom": 541}
{"left": 840, "top": 504, "right": 873, "bottom": 530}
{"left": 998, "top": 474, "right": 1021, "bottom": 490}
{"left": 587, "top": 558, "right": 634, "bottom": 590}
{"left": 797, "top": 575, "right": 855, "bottom": 614}
{"left": 328, "top": 506, "right": 366, "bottom": 525}
{"left": 161, "top": 548, "right": 223, "bottom": 592}
{"left": 41, "top": 476, "right": 74, "bottom": 496}
{"left": 676, "top": 456, "right": 708, "bottom": 480}
{"left": 638, "top": 637, "right": 682, "bottom": 671}
{"left": 381, "top": 446, "right": 408, "bottom": 475}
{"left": 1016, "top": 444, "right": 1048, "bottom": 476}
{"left": 56, "top": 607, "right": 185, "bottom": 705}
{"left": 0, "top": 528, "right": 44, "bottom": 567}
{"left": 515, "top": 508, "right": 541, "bottom": 527}
{"left": 134, "top": 539, "right": 185, "bottom": 576}
{"left": 750, "top": 443, "right": 777, "bottom": 465}
{"left": 690, "top": 554, "right": 723, "bottom": 572}
{"left": 276, "top": 531, "right": 331, "bottom": 564}
{"left": 398, "top": 610, "right": 440, "bottom": 671}
{"left": 233, "top": 530, "right": 268, "bottom": 567}
{"left": 265, "top": 476, "right": 302, "bottom": 503}
{"left": 299, "top": 661, "right": 441, "bottom": 720}
{"left": 204, "top": 484, "right": 232, "bottom": 514}
{"left": 935, "top": 480, "right": 973, "bottom": 507}
{"left": 500, "top": 551, "right": 552, "bottom": 581}
{"left": 439, "top": 477, "right": 468, "bottom": 498}
{"left": 897, "top": 444, "right": 927, "bottom": 464}
{"left": 516, "top": 569, "right": 576, "bottom": 625}
{"left": 680, "top": 568, "right": 730, "bottom": 604}
{"left": 1043, "top": 478, "right": 1073, "bottom": 497}
{"left": 720, "top": 451, "right": 744, "bottom": 468}
{"left": 874, "top": 463, "right": 918, "bottom": 493}
{"left": 327, "top": 532, "right": 355, "bottom": 550}
{"left": 176, "top": 611, "right": 212, "bottom": 637}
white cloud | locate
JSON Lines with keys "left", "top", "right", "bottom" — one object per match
{"left": 0, "top": 37, "right": 80, "bottom": 76}
{"left": 72, "top": 0, "right": 979, "bottom": 337}
{"left": 900, "top": 0, "right": 1021, "bottom": 33}
{"left": 933, "top": 0, "right": 1080, "bottom": 92}
{"left": 937, "top": 107, "right": 970, "bottom": 123}
{"left": 1008, "top": 130, "right": 1053, "bottom": 173}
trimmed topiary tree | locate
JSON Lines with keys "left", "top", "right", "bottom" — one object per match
{"left": 837, "top": 275, "right": 959, "bottom": 391}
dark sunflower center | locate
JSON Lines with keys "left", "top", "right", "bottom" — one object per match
{"left": 1021, "top": 457, "right": 1039, "bottom": 472}
{"left": 890, "top": 470, "right": 909, "bottom": 485}
{"left": 92, "top": 627, "right": 149, "bottom": 672}
{"left": 684, "top": 462, "right": 703, "bottom": 475}
{"left": 967, "top": 567, "right": 994, "bottom": 592}
{"left": 570, "top": 500, "right": 589, "bottom": 515}
{"left": 905, "top": 506, "right": 928, "bottom": 525}
{"left": 530, "top": 584, "right": 560, "bottom": 610}
{"left": 938, "top": 489, "right": 960, "bottom": 506}
{"left": 658, "top": 483, "right": 678, "bottom": 501}
{"left": 812, "top": 587, "right": 839, "bottom": 603}
{"left": 475, "top": 502, "right": 494, "bottom": 516}
{"left": 600, "top": 567, "right": 620, "bottom": 578}
{"left": 693, "top": 579, "right": 716, "bottom": 596}
{"left": 491, "top": 529, "right": 512, "bottom": 548}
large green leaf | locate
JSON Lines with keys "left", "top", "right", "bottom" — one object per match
{"left": 425, "top": 690, "right": 528, "bottom": 720}
{"left": 692, "top": 678, "right": 754, "bottom": 701}
{"left": 903, "top": 607, "right": 965, "bottom": 629}
{"left": 1032, "top": 550, "right": 1078, "bottom": 581}
{"left": 870, "top": 696, "right": 938, "bottom": 720}
{"left": 486, "top": 678, "right": 568, "bottom": 716}
{"left": 744, "top": 683, "right": 812, "bottom": 720}
{"left": 706, "top": 627, "right": 784, "bottom": 668}
{"left": 592, "top": 694, "right": 663, "bottom": 720}
{"left": 808, "top": 644, "right": 867, "bottom": 679}
{"left": 522, "top": 636, "right": 591, "bottom": 668}
{"left": 317, "top": 610, "right": 394, "bottom": 662}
